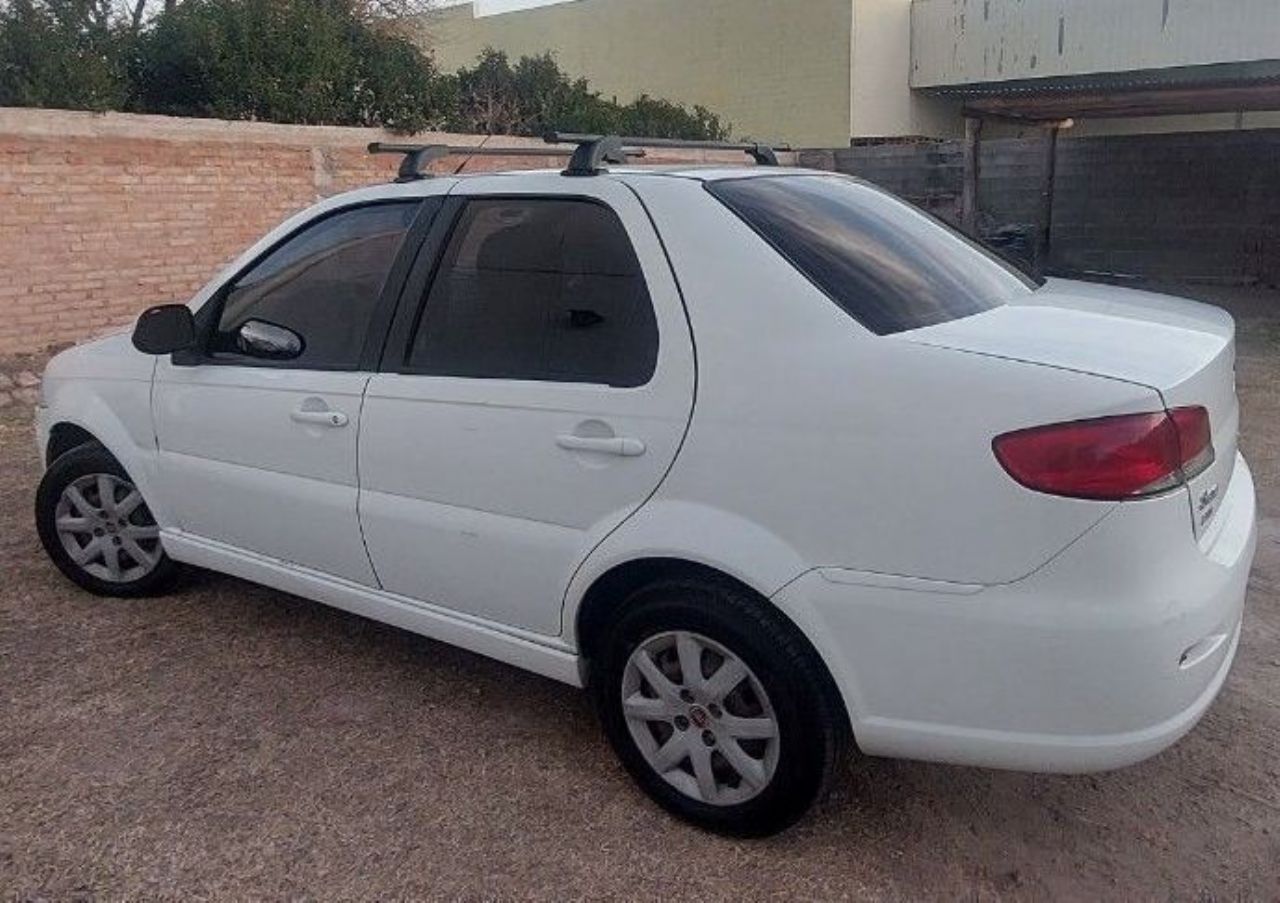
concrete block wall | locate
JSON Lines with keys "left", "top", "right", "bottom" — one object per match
{"left": 809, "top": 141, "right": 965, "bottom": 223}
{"left": 1051, "top": 130, "right": 1280, "bottom": 284}
{"left": 808, "top": 129, "right": 1280, "bottom": 286}
{"left": 0, "top": 108, "right": 759, "bottom": 357}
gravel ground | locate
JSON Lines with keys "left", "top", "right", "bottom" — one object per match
{"left": 2, "top": 284, "right": 1278, "bottom": 900}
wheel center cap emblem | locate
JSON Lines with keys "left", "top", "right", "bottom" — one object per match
{"left": 688, "top": 706, "right": 710, "bottom": 729}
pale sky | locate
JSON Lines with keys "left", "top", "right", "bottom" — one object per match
{"left": 441, "top": 0, "right": 587, "bottom": 16}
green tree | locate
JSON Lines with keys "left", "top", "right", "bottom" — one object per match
{"left": 0, "top": 1, "right": 730, "bottom": 139}
{"left": 129, "top": 0, "right": 448, "bottom": 131}
{"left": 0, "top": 0, "right": 131, "bottom": 109}
{"left": 446, "top": 48, "right": 729, "bottom": 141}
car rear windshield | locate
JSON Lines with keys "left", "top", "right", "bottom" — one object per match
{"left": 708, "top": 175, "right": 1038, "bottom": 335}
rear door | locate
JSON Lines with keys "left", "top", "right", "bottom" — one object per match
{"left": 358, "top": 174, "right": 695, "bottom": 636}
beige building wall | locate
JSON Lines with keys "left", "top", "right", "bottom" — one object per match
{"left": 851, "top": 0, "right": 959, "bottom": 138}
{"left": 427, "top": 0, "right": 857, "bottom": 147}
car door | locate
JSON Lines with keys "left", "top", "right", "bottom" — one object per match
{"left": 358, "top": 174, "right": 695, "bottom": 636}
{"left": 153, "top": 198, "right": 436, "bottom": 585}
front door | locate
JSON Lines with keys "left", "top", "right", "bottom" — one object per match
{"left": 358, "top": 175, "right": 695, "bottom": 635}
{"left": 154, "top": 199, "right": 429, "bottom": 585}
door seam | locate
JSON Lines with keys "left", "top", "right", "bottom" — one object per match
{"left": 354, "top": 373, "right": 385, "bottom": 590}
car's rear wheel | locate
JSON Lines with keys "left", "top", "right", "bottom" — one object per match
{"left": 35, "top": 443, "right": 179, "bottom": 597}
{"left": 591, "top": 575, "right": 847, "bottom": 836}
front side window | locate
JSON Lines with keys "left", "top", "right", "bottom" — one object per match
{"left": 211, "top": 201, "right": 420, "bottom": 369}
{"left": 405, "top": 198, "right": 658, "bottom": 388}
{"left": 708, "top": 175, "right": 1037, "bottom": 335}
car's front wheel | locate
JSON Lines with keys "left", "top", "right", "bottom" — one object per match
{"left": 591, "top": 575, "right": 848, "bottom": 836}
{"left": 35, "top": 443, "right": 179, "bottom": 597}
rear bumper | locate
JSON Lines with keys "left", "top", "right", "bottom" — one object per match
{"left": 774, "top": 453, "right": 1257, "bottom": 773}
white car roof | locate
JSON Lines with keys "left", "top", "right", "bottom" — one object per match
{"left": 341, "top": 165, "right": 838, "bottom": 202}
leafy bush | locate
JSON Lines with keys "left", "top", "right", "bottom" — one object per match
{"left": 0, "top": 0, "right": 729, "bottom": 139}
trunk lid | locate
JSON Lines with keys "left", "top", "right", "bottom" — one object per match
{"left": 902, "top": 278, "right": 1239, "bottom": 537}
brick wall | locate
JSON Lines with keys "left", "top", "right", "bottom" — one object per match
{"left": 0, "top": 108, "right": 756, "bottom": 357}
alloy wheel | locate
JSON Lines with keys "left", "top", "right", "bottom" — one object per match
{"left": 54, "top": 473, "right": 162, "bottom": 583}
{"left": 621, "top": 630, "right": 780, "bottom": 806}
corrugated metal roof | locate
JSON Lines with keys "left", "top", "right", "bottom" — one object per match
{"left": 923, "top": 60, "right": 1280, "bottom": 100}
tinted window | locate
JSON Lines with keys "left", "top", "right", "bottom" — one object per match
{"left": 406, "top": 199, "right": 657, "bottom": 387}
{"left": 708, "top": 175, "right": 1036, "bottom": 335}
{"left": 212, "top": 201, "right": 420, "bottom": 369}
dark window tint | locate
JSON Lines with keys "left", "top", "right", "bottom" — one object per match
{"left": 212, "top": 201, "right": 420, "bottom": 369}
{"left": 407, "top": 199, "right": 657, "bottom": 387}
{"left": 708, "top": 175, "right": 1036, "bottom": 335}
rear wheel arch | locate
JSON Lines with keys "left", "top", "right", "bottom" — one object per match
{"left": 583, "top": 560, "right": 852, "bottom": 834}
{"left": 577, "top": 558, "right": 734, "bottom": 661}
{"left": 574, "top": 558, "right": 848, "bottom": 729}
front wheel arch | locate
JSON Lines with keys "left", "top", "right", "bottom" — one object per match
{"left": 46, "top": 422, "right": 100, "bottom": 466}
{"left": 35, "top": 442, "right": 180, "bottom": 597}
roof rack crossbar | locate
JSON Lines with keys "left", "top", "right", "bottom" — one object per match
{"left": 369, "top": 132, "right": 791, "bottom": 181}
{"left": 545, "top": 132, "right": 791, "bottom": 170}
{"left": 368, "top": 141, "right": 577, "bottom": 182}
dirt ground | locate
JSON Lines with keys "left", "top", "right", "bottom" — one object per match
{"left": 1, "top": 283, "right": 1278, "bottom": 901}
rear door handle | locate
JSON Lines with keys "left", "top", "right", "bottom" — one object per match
{"left": 556, "top": 435, "right": 646, "bottom": 457}
{"left": 291, "top": 407, "right": 349, "bottom": 428}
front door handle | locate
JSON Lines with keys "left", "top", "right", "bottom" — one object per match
{"left": 556, "top": 435, "right": 646, "bottom": 457}
{"left": 291, "top": 407, "right": 349, "bottom": 428}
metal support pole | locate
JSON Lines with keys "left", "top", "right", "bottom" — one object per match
{"left": 962, "top": 116, "right": 983, "bottom": 238}
{"left": 1036, "top": 122, "right": 1061, "bottom": 279}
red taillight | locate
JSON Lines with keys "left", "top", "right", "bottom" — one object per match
{"left": 993, "top": 406, "right": 1214, "bottom": 501}
{"left": 1169, "top": 405, "right": 1215, "bottom": 478}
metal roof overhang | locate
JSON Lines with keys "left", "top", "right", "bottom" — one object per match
{"left": 922, "top": 60, "right": 1280, "bottom": 122}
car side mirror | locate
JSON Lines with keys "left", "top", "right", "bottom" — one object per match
{"left": 132, "top": 304, "right": 196, "bottom": 355}
{"left": 236, "top": 319, "right": 303, "bottom": 361}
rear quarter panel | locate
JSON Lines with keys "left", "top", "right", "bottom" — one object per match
{"left": 595, "top": 176, "right": 1168, "bottom": 594}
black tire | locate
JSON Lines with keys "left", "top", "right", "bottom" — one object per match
{"left": 35, "top": 442, "right": 180, "bottom": 597}
{"left": 590, "top": 575, "right": 848, "bottom": 837}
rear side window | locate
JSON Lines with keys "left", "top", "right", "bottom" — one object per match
{"left": 708, "top": 175, "right": 1036, "bottom": 335}
{"left": 212, "top": 201, "right": 420, "bottom": 369}
{"left": 405, "top": 198, "right": 657, "bottom": 387}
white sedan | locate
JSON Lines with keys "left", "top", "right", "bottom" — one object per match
{"left": 33, "top": 139, "right": 1257, "bottom": 835}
